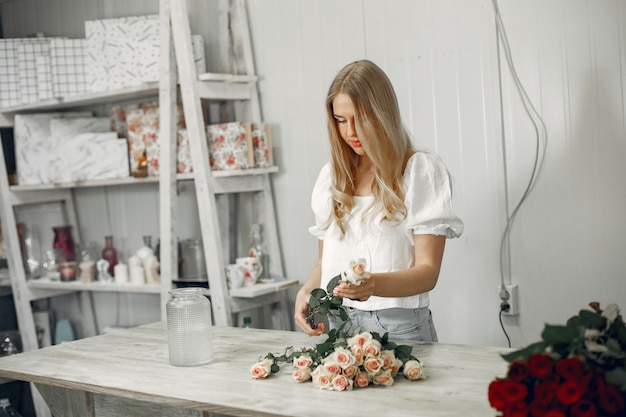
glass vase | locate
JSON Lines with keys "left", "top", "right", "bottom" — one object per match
{"left": 53, "top": 225, "right": 75, "bottom": 262}
{"left": 102, "top": 236, "right": 118, "bottom": 277}
{"left": 166, "top": 288, "right": 213, "bottom": 366}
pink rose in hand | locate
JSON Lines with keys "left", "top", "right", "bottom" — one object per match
{"left": 341, "top": 258, "right": 371, "bottom": 286}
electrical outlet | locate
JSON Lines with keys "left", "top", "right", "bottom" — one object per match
{"left": 497, "top": 283, "right": 519, "bottom": 315}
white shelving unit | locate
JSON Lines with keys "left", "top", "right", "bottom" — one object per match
{"left": 0, "top": 2, "right": 295, "bottom": 415}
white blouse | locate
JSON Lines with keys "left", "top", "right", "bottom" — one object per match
{"left": 309, "top": 151, "right": 464, "bottom": 311}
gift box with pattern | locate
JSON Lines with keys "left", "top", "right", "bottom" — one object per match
{"left": 85, "top": 15, "right": 206, "bottom": 91}
{"left": 0, "top": 38, "right": 54, "bottom": 108}
{"left": 251, "top": 122, "right": 274, "bottom": 168}
{"left": 206, "top": 122, "right": 254, "bottom": 170}
{"left": 49, "top": 38, "right": 87, "bottom": 98}
{"left": 16, "top": 39, "right": 51, "bottom": 104}
{"left": 118, "top": 102, "right": 186, "bottom": 176}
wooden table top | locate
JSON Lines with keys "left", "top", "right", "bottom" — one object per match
{"left": 0, "top": 322, "right": 510, "bottom": 417}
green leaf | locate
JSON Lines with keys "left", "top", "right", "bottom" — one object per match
{"left": 607, "top": 338, "right": 622, "bottom": 353}
{"left": 339, "top": 308, "right": 348, "bottom": 321}
{"left": 271, "top": 363, "right": 280, "bottom": 374}
{"left": 394, "top": 345, "right": 413, "bottom": 361}
{"left": 579, "top": 310, "right": 604, "bottom": 329}
{"left": 542, "top": 324, "right": 578, "bottom": 346}
{"left": 310, "top": 288, "right": 327, "bottom": 300}
{"left": 330, "top": 296, "right": 343, "bottom": 306}
{"left": 605, "top": 366, "right": 626, "bottom": 389}
{"left": 327, "top": 274, "right": 342, "bottom": 293}
{"left": 501, "top": 341, "right": 548, "bottom": 362}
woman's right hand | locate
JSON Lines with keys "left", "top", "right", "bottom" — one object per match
{"left": 294, "top": 288, "right": 325, "bottom": 336}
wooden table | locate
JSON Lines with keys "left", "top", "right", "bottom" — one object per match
{"left": 0, "top": 322, "right": 509, "bottom": 417}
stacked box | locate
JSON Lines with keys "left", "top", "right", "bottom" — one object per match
{"left": 177, "top": 129, "right": 193, "bottom": 173}
{"left": 111, "top": 101, "right": 186, "bottom": 176}
{"left": 36, "top": 55, "right": 53, "bottom": 101}
{"left": 85, "top": 15, "right": 206, "bottom": 90}
{"left": 50, "top": 38, "right": 87, "bottom": 98}
{"left": 0, "top": 38, "right": 53, "bottom": 108}
{"left": 17, "top": 39, "right": 51, "bottom": 104}
{"left": 251, "top": 122, "right": 274, "bottom": 168}
{"left": 14, "top": 112, "right": 93, "bottom": 185}
{"left": 206, "top": 122, "right": 254, "bottom": 170}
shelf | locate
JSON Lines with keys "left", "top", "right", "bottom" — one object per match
{"left": 8, "top": 166, "right": 279, "bottom": 192}
{"left": 229, "top": 277, "right": 298, "bottom": 298}
{"left": 27, "top": 277, "right": 161, "bottom": 294}
{"left": 197, "top": 73, "right": 257, "bottom": 83}
{"left": 0, "top": 83, "right": 159, "bottom": 115}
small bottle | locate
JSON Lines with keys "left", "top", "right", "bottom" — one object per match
{"left": 102, "top": 236, "right": 118, "bottom": 277}
{"left": 0, "top": 398, "right": 23, "bottom": 417}
{"left": 248, "top": 224, "right": 269, "bottom": 280}
{"left": 243, "top": 316, "right": 252, "bottom": 328}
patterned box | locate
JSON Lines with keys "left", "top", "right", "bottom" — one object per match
{"left": 17, "top": 39, "right": 51, "bottom": 104}
{"left": 85, "top": 15, "right": 206, "bottom": 90}
{"left": 50, "top": 38, "right": 87, "bottom": 98}
{"left": 112, "top": 101, "right": 186, "bottom": 176}
{"left": 0, "top": 38, "right": 53, "bottom": 108}
{"left": 177, "top": 129, "right": 193, "bottom": 173}
{"left": 251, "top": 122, "right": 274, "bottom": 168}
{"left": 206, "top": 122, "right": 254, "bottom": 170}
{"left": 36, "top": 55, "right": 53, "bottom": 101}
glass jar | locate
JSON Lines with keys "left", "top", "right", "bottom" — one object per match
{"left": 166, "top": 288, "right": 213, "bottom": 366}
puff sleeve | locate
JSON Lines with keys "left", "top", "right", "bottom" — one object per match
{"left": 308, "top": 162, "right": 333, "bottom": 239}
{"left": 404, "top": 152, "right": 464, "bottom": 240}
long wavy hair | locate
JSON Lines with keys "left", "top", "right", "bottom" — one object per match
{"left": 325, "top": 60, "right": 414, "bottom": 237}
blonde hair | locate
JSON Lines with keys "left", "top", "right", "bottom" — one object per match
{"left": 325, "top": 60, "right": 414, "bottom": 237}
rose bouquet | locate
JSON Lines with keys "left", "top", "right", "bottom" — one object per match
{"left": 489, "top": 302, "right": 626, "bottom": 416}
{"left": 250, "top": 259, "right": 427, "bottom": 390}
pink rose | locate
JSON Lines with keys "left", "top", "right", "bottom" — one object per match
{"left": 331, "top": 374, "right": 354, "bottom": 391}
{"left": 323, "top": 360, "right": 342, "bottom": 376}
{"left": 293, "top": 355, "right": 313, "bottom": 369}
{"left": 341, "top": 259, "right": 371, "bottom": 286}
{"left": 390, "top": 358, "right": 403, "bottom": 377}
{"left": 354, "top": 371, "right": 371, "bottom": 388}
{"left": 311, "top": 366, "right": 333, "bottom": 390}
{"left": 381, "top": 350, "right": 396, "bottom": 369}
{"left": 330, "top": 347, "right": 356, "bottom": 369}
{"left": 250, "top": 358, "right": 274, "bottom": 379}
{"left": 342, "top": 365, "right": 359, "bottom": 379}
{"left": 373, "top": 369, "right": 394, "bottom": 387}
{"left": 364, "top": 339, "right": 382, "bottom": 357}
{"left": 347, "top": 332, "right": 373, "bottom": 348}
{"left": 292, "top": 367, "right": 312, "bottom": 383}
{"left": 350, "top": 345, "right": 365, "bottom": 366}
{"left": 403, "top": 360, "right": 426, "bottom": 381}
{"left": 363, "top": 356, "right": 383, "bottom": 376}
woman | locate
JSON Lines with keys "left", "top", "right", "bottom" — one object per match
{"left": 294, "top": 60, "right": 464, "bottom": 342}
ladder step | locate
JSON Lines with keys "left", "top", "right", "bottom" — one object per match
{"left": 197, "top": 73, "right": 258, "bottom": 83}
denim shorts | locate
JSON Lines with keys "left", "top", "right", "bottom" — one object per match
{"left": 328, "top": 306, "right": 438, "bottom": 342}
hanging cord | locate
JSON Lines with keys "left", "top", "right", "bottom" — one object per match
{"left": 492, "top": 0, "right": 548, "bottom": 347}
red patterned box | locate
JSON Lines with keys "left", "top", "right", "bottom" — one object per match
{"left": 206, "top": 122, "right": 254, "bottom": 170}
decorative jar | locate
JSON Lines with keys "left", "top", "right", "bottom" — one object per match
{"left": 166, "top": 288, "right": 213, "bottom": 366}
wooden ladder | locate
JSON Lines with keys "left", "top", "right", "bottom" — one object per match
{"left": 159, "top": 0, "right": 292, "bottom": 328}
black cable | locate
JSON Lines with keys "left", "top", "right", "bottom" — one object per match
{"left": 499, "top": 304, "right": 511, "bottom": 348}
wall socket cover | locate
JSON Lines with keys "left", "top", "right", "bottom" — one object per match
{"left": 497, "top": 283, "right": 519, "bottom": 315}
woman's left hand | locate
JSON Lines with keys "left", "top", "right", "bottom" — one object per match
{"left": 333, "top": 275, "right": 375, "bottom": 301}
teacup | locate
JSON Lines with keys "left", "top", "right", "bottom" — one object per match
{"left": 235, "top": 256, "right": 263, "bottom": 286}
{"left": 226, "top": 264, "right": 246, "bottom": 289}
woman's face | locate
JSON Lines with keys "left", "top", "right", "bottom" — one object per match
{"left": 332, "top": 93, "right": 365, "bottom": 156}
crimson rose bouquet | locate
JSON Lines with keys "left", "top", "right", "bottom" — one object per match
{"left": 250, "top": 259, "right": 426, "bottom": 390}
{"left": 489, "top": 302, "right": 626, "bottom": 416}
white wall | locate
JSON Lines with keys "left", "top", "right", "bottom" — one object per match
{"left": 2, "top": 0, "right": 625, "bottom": 347}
